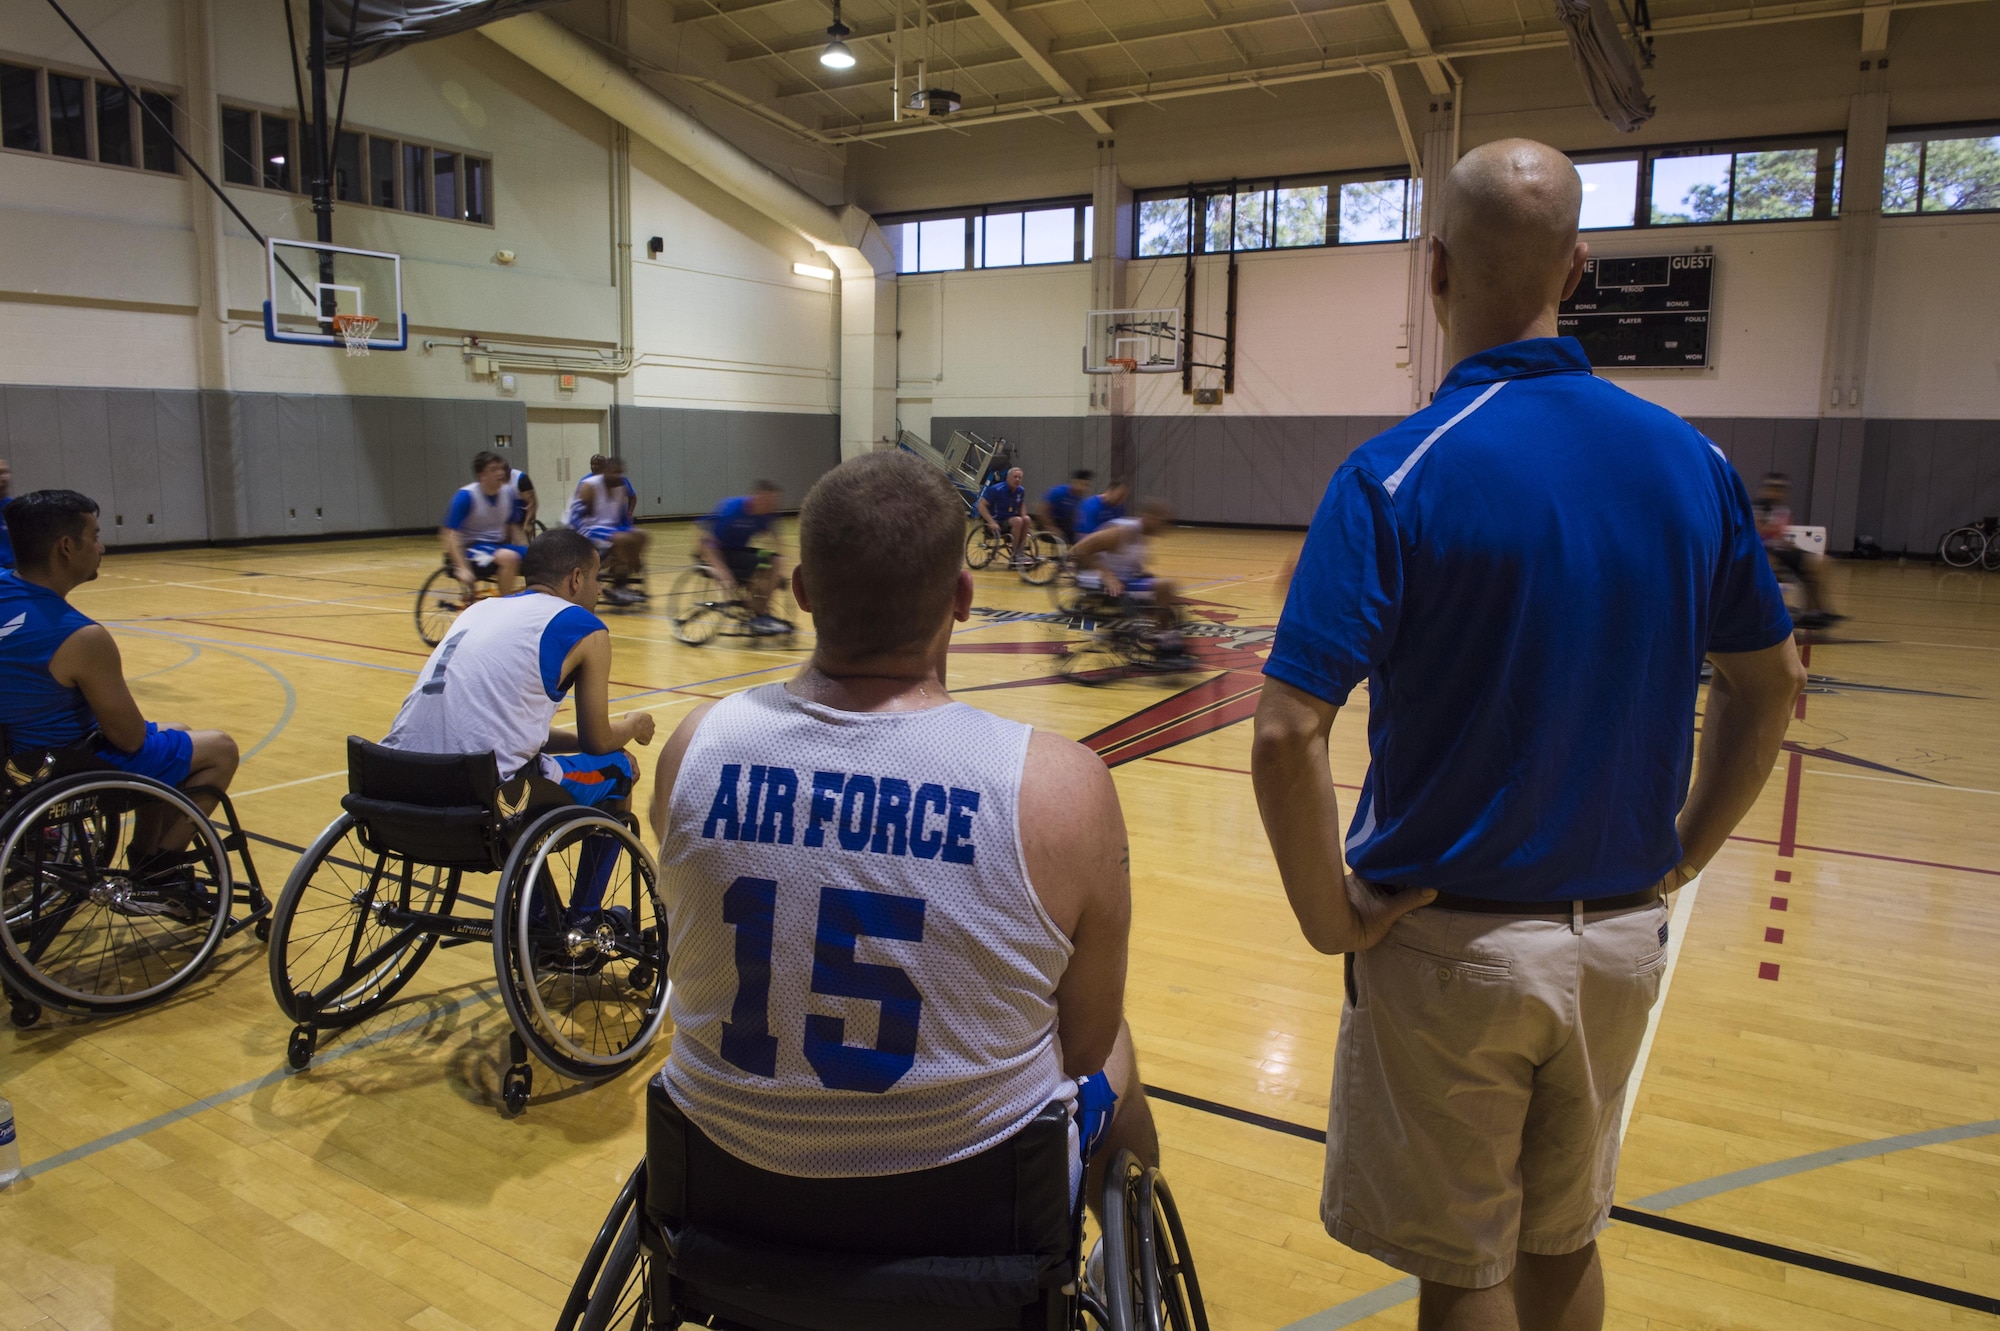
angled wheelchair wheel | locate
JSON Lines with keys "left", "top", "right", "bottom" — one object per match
{"left": 416, "top": 565, "right": 471, "bottom": 647}
{"left": 964, "top": 524, "right": 999, "bottom": 570}
{"left": 268, "top": 812, "right": 457, "bottom": 1032}
{"left": 1058, "top": 632, "right": 1135, "bottom": 687}
{"left": 1021, "top": 532, "right": 1065, "bottom": 586}
{"left": 0, "top": 773, "right": 231, "bottom": 1016}
{"left": 494, "top": 809, "right": 669, "bottom": 1081}
{"left": 666, "top": 566, "right": 725, "bottom": 646}
{"left": 557, "top": 1162, "right": 650, "bottom": 1331}
{"left": 1104, "top": 1151, "right": 1210, "bottom": 1331}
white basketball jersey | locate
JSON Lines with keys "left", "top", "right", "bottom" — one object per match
{"left": 1080, "top": 517, "right": 1147, "bottom": 587}
{"left": 569, "top": 474, "right": 630, "bottom": 529}
{"left": 383, "top": 591, "right": 605, "bottom": 782}
{"left": 453, "top": 480, "right": 520, "bottom": 543}
{"left": 660, "top": 683, "right": 1074, "bottom": 1178}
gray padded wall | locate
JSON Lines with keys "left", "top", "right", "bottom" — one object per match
{"left": 0, "top": 386, "right": 209, "bottom": 546}
{"left": 612, "top": 405, "right": 839, "bottom": 517}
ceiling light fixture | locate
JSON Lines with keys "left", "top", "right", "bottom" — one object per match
{"left": 820, "top": 2, "right": 856, "bottom": 69}
{"left": 793, "top": 261, "right": 836, "bottom": 280}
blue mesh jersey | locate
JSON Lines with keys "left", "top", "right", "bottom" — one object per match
{"left": 1266, "top": 337, "right": 1793, "bottom": 902}
{"left": 0, "top": 571, "right": 98, "bottom": 752}
{"left": 980, "top": 481, "right": 1025, "bottom": 522}
{"left": 1075, "top": 494, "right": 1124, "bottom": 536}
{"left": 1043, "top": 484, "right": 1080, "bottom": 533}
{"left": 704, "top": 496, "right": 774, "bottom": 551}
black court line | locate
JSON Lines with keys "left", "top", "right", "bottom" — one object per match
{"left": 1145, "top": 1085, "right": 2000, "bottom": 1315}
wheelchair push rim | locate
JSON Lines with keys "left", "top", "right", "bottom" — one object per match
{"left": 267, "top": 811, "right": 455, "bottom": 1028}
{"left": 1939, "top": 527, "right": 1986, "bottom": 569}
{"left": 964, "top": 523, "right": 1000, "bottom": 570}
{"left": 666, "top": 565, "right": 726, "bottom": 645}
{"left": 416, "top": 564, "right": 479, "bottom": 647}
{"left": 556, "top": 1161, "right": 649, "bottom": 1331}
{"left": 494, "top": 808, "right": 670, "bottom": 1080}
{"left": 0, "top": 773, "right": 233, "bottom": 1014}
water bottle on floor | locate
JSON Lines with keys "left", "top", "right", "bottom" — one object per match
{"left": 0, "top": 1094, "right": 19, "bottom": 1186}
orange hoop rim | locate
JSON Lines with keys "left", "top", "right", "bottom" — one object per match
{"left": 1106, "top": 356, "right": 1139, "bottom": 373}
{"left": 331, "top": 314, "right": 380, "bottom": 335}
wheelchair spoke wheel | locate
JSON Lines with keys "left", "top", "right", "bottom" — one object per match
{"left": 269, "top": 813, "right": 455, "bottom": 1028}
{"left": 495, "top": 810, "right": 669, "bottom": 1080}
{"left": 416, "top": 566, "right": 471, "bottom": 647}
{"left": 0, "top": 775, "right": 231, "bottom": 1015}
{"left": 1106, "top": 1153, "right": 1209, "bottom": 1331}
{"left": 1058, "top": 634, "right": 1137, "bottom": 686}
{"left": 558, "top": 1163, "right": 650, "bottom": 1331}
{"left": 666, "top": 566, "right": 726, "bottom": 646}
{"left": 1938, "top": 527, "right": 1985, "bottom": 568}
{"left": 964, "top": 524, "right": 998, "bottom": 570}
{"left": 1021, "top": 532, "right": 1065, "bottom": 585}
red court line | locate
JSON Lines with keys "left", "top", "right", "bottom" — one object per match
{"left": 1730, "top": 834, "right": 2000, "bottom": 879}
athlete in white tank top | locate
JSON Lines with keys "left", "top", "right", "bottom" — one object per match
{"left": 650, "top": 449, "right": 1157, "bottom": 1213}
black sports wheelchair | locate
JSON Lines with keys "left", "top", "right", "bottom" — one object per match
{"left": 1051, "top": 585, "right": 1198, "bottom": 687}
{"left": 557, "top": 1079, "right": 1209, "bottom": 1331}
{"left": 0, "top": 728, "right": 269, "bottom": 1030}
{"left": 268, "top": 737, "right": 669, "bottom": 1113}
{"left": 417, "top": 552, "right": 504, "bottom": 647}
{"left": 665, "top": 550, "right": 797, "bottom": 647}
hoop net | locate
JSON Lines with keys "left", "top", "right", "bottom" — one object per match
{"left": 1107, "top": 356, "right": 1139, "bottom": 374}
{"left": 332, "top": 313, "right": 379, "bottom": 357}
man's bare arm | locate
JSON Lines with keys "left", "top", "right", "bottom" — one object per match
{"left": 1021, "top": 729, "right": 1130, "bottom": 1078}
{"left": 440, "top": 527, "right": 473, "bottom": 583}
{"left": 50, "top": 626, "right": 148, "bottom": 753}
{"left": 1678, "top": 638, "right": 1806, "bottom": 875}
{"left": 649, "top": 702, "right": 718, "bottom": 842}
{"left": 562, "top": 630, "right": 656, "bottom": 755}
{"left": 1251, "top": 676, "right": 1432, "bottom": 955}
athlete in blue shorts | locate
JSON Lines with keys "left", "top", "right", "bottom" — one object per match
{"left": 978, "top": 466, "right": 1031, "bottom": 567}
{"left": 1038, "top": 469, "right": 1092, "bottom": 544}
{"left": 568, "top": 455, "right": 646, "bottom": 606}
{"left": 386, "top": 528, "right": 656, "bottom": 916}
{"left": 0, "top": 490, "right": 240, "bottom": 859}
{"left": 443, "top": 451, "right": 528, "bottom": 596}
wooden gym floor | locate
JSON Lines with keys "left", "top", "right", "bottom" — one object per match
{"left": 1, "top": 522, "right": 1996, "bottom": 1331}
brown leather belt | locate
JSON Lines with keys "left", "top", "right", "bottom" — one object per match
{"left": 1390, "top": 883, "right": 1665, "bottom": 916}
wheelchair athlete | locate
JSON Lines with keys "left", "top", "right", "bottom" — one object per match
{"left": 569, "top": 455, "right": 647, "bottom": 607}
{"left": 1069, "top": 500, "right": 1187, "bottom": 657}
{"left": 385, "top": 529, "right": 655, "bottom": 919}
{"left": 442, "top": 450, "right": 528, "bottom": 597}
{"left": 651, "top": 451, "right": 1159, "bottom": 1237}
{"left": 0, "top": 490, "right": 239, "bottom": 856}
{"left": 697, "top": 480, "right": 788, "bottom": 635}
{"left": 978, "top": 465, "right": 1032, "bottom": 569}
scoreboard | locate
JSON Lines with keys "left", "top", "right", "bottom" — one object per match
{"left": 1558, "top": 253, "right": 1714, "bottom": 368}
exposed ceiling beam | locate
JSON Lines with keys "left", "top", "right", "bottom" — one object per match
{"left": 770, "top": 47, "right": 1023, "bottom": 99}
{"left": 671, "top": 0, "right": 811, "bottom": 23}
{"left": 1859, "top": 0, "right": 1892, "bottom": 48}
{"left": 724, "top": 4, "right": 983, "bottom": 60}
{"left": 1380, "top": 0, "right": 1452, "bottom": 94}
{"left": 1045, "top": 0, "right": 1389, "bottom": 57}
{"left": 963, "top": 0, "right": 1114, "bottom": 131}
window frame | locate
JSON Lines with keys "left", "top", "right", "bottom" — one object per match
{"left": 217, "top": 97, "right": 496, "bottom": 228}
{"left": 0, "top": 50, "right": 181, "bottom": 179}
{"left": 1571, "top": 131, "right": 1845, "bottom": 232}
{"left": 1882, "top": 120, "right": 2000, "bottom": 218}
{"left": 881, "top": 194, "right": 1093, "bottom": 274}
{"left": 1131, "top": 166, "right": 1417, "bottom": 258}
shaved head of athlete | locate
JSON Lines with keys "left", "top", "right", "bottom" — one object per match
{"left": 1428, "top": 137, "right": 1590, "bottom": 364}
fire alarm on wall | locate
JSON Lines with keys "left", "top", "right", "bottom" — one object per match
{"left": 558, "top": 373, "right": 577, "bottom": 392}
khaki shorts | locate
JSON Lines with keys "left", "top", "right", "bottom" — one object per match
{"left": 1324, "top": 896, "right": 1670, "bottom": 1288}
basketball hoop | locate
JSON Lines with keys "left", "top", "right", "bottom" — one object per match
{"left": 1107, "top": 356, "right": 1139, "bottom": 374}
{"left": 331, "top": 313, "right": 379, "bottom": 357}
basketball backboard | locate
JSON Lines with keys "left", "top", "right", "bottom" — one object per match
{"left": 1084, "top": 308, "right": 1181, "bottom": 375}
{"left": 264, "top": 237, "right": 407, "bottom": 351}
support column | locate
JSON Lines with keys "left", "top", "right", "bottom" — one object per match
{"left": 836, "top": 211, "right": 898, "bottom": 459}
{"left": 182, "top": 0, "right": 230, "bottom": 395}
{"left": 1091, "top": 141, "right": 1133, "bottom": 485}
{"left": 612, "top": 0, "right": 636, "bottom": 411}
{"left": 1406, "top": 94, "right": 1457, "bottom": 408}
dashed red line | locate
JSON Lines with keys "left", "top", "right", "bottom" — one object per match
{"left": 1758, "top": 961, "right": 1781, "bottom": 981}
{"left": 1765, "top": 927, "right": 1785, "bottom": 944}
{"left": 1770, "top": 896, "right": 1789, "bottom": 910}
{"left": 1774, "top": 869, "right": 1791, "bottom": 883}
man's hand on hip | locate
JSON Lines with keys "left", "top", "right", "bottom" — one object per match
{"left": 1343, "top": 873, "right": 1437, "bottom": 950}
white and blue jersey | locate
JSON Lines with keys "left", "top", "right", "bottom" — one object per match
{"left": 384, "top": 590, "right": 607, "bottom": 784}
{"left": 1265, "top": 336, "right": 1793, "bottom": 902}
{"left": 444, "top": 481, "right": 525, "bottom": 557}
{"left": 569, "top": 473, "right": 635, "bottom": 543}
{"left": 659, "top": 684, "right": 1073, "bottom": 1178}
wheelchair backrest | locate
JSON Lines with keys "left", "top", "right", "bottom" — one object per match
{"left": 346, "top": 736, "right": 499, "bottom": 806}
{"left": 647, "top": 1070, "right": 1071, "bottom": 1248}
{"left": 342, "top": 736, "right": 504, "bottom": 871}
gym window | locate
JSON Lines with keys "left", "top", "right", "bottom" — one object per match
{"left": 1883, "top": 123, "right": 2000, "bottom": 215}
{"left": 0, "top": 56, "right": 180, "bottom": 176}
{"left": 220, "top": 101, "right": 492, "bottom": 225}
{"left": 884, "top": 197, "right": 1094, "bottom": 274}
{"left": 1133, "top": 171, "right": 1418, "bottom": 257}
{"left": 1569, "top": 134, "right": 1844, "bottom": 230}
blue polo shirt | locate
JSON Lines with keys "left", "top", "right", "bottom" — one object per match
{"left": 1266, "top": 337, "right": 1792, "bottom": 901}
{"left": 704, "top": 496, "right": 774, "bottom": 551}
{"left": 1076, "top": 494, "right": 1123, "bottom": 536}
{"left": 981, "top": 481, "right": 1025, "bottom": 521}
{"left": 1044, "top": 483, "right": 1081, "bottom": 533}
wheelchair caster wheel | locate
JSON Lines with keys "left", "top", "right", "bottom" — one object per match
{"left": 502, "top": 1068, "right": 532, "bottom": 1115}
{"left": 9, "top": 999, "right": 41, "bottom": 1029}
{"left": 627, "top": 965, "right": 655, "bottom": 992}
{"left": 254, "top": 918, "right": 271, "bottom": 943}
{"left": 287, "top": 1025, "right": 318, "bottom": 1071}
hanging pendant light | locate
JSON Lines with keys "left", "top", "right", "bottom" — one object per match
{"left": 821, "top": 1, "right": 857, "bottom": 69}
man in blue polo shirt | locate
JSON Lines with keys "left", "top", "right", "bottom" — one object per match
{"left": 1252, "top": 140, "right": 1805, "bottom": 1330}
{"left": 1074, "top": 481, "right": 1127, "bottom": 538}
{"left": 977, "top": 465, "right": 1030, "bottom": 568}
{"left": 1039, "top": 469, "right": 1092, "bottom": 544}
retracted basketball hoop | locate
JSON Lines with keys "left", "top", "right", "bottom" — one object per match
{"left": 332, "top": 313, "right": 379, "bottom": 357}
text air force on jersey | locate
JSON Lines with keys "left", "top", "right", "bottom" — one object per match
{"left": 701, "top": 763, "right": 982, "bottom": 864}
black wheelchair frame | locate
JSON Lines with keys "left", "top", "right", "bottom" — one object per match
{"left": 416, "top": 553, "right": 503, "bottom": 647}
{"left": 966, "top": 522, "right": 1065, "bottom": 587}
{"left": 0, "top": 731, "right": 269, "bottom": 1029}
{"left": 268, "top": 737, "right": 670, "bottom": 1113}
{"left": 664, "top": 558, "right": 796, "bottom": 647}
{"left": 1053, "top": 591, "right": 1197, "bottom": 687}
{"left": 555, "top": 1082, "right": 1208, "bottom": 1331}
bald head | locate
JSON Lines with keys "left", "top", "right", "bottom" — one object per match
{"left": 1431, "top": 139, "right": 1588, "bottom": 356}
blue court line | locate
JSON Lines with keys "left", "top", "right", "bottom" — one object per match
{"left": 115, "top": 629, "right": 301, "bottom": 761}
{"left": 17, "top": 992, "right": 489, "bottom": 1182}
{"left": 1280, "top": 1119, "right": 2000, "bottom": 1328}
